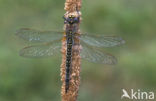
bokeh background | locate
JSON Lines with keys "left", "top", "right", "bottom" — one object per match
{"left": 0, "top": 0, "right": 156, "bottom": 101}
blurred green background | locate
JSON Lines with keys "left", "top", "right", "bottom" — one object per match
{"left": 0, "top": 0, "right": 156, "bottom": 101}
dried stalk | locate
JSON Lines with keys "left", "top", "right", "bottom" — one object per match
{"left": 60, "top": 0, "right": 82, "bottom": 101}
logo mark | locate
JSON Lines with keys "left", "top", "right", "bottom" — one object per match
{"left": 121, "top": 89, "right": 154, "bottom": 100}
{"left": 121, "top": 89, "right": 130, "bottom": 99}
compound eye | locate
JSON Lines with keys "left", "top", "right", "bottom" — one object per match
{"left": 74, "top": 17, "right": 79, "bottom": 22}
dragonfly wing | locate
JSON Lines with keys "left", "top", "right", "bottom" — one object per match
{"left": 80, "top": 34, "right": 125, "bottom": 47}
{"left": 80, "top": 42, "right": 117, "bottom": 64}
{"left": 16, "top": 28, "right": 63, "bottom": 42}
{"left": 19, "top": 41, "right": 61, "bottom": 58}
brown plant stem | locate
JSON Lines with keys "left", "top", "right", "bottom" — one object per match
{"left": 60, "top": 0, "right": 82, "bottom": 101}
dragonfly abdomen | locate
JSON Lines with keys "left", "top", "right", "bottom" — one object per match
{"left": 65, "top": 31, "right": 73, "bottom": 93}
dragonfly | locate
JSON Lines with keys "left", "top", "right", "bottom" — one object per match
{"left": 16, "top": 13, "right": 125, "bottom": 93}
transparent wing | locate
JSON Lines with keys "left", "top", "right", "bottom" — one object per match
{"left": 16, "top": 28, "right": 63, "bottom": 43}
{"left": 80, "top": 34, "right": 125, "bottom": 47}
{"left": 19, "top": 40, "right": 61, "bottom": 58}
{"left": 81, "top": 42, "right": 117, "bottom": 64}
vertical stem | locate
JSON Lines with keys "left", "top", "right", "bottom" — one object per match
{"left": 61, "top": 0, "right": 82, "bottom": 101}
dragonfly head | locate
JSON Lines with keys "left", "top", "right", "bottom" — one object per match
{"left": 63, "top": 14, "right": 80, "bottom": 24}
